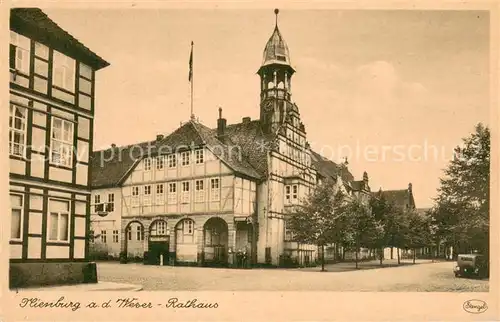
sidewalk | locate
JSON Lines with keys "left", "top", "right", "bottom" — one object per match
{"left": 15, "top": 281, "right": 143, "bottom": 292}
{"left": 298, "top": 259, "right": 437, "bottom": 272}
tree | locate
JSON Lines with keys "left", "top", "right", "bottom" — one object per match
{"left": 340, "top": 197, "right": 384, "bottom": 269}
{"left": 406, "top": 210, "right": 432, "bottom": 264}
{"left": 370, "top": 194, "right": 393, "bottom": 265}
{"left": 287, "top": 179, "right": 346, "bottom": 271}
{"left": 433, "top": 123, "right": 490, "bottom": 259}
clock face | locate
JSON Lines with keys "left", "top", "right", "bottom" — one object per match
{"left": 263, "top": 100, "right": 273, "bottom": 112}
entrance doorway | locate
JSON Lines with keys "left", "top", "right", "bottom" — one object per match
{"left": 203, "top": 217, "right": 228, "bottom": 267}
{"left": 148, "top": 220, "right": 169, "bottom": 265}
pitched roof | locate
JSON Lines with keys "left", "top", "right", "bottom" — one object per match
{"left": 376, "top": 188, "right": 415, "bottom": 209}
{"left": 309, "top": 150, "right": 355, "bottom": 184}
{"left": 91, "top": 140, "right": 156, "bottom": 189}
{"left": 189, "top": 121, "right": 262, "bottom": 179}
{"left": 11, "top": 8, "right": 109, "bottom": 70}
{"left": 351, "top": 180, "right": 362, "bottom": 191}
{"left": 223, "top": 119, "right": 275, "bottom": 177}
{"left": 90, "top": 120, "right": 264, "bottom": 189}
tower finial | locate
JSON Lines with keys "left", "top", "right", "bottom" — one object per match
{"left": 274, "top": 8, "right": 279, "bottom": 27}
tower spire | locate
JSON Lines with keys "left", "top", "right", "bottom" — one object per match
{"left": 274, "top": 8, "right": 279, "bottom": 27}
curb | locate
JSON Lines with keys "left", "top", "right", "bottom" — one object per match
{"left": 90, "top": 285, "right": 143, "bottom": 291}
{"left": 294, "top": 260, "right": 438, "bottom": 273}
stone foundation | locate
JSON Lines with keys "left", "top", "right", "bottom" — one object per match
{"left": 9, "top": 261, "right": 98, "bottom": 289}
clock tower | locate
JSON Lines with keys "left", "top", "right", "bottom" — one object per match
{"left": 258, "top": 9, "right": 297, "bottom": 134}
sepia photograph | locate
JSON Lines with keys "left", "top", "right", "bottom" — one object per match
{"left": 2, "top": 2, "right": 498, "bottom": 321}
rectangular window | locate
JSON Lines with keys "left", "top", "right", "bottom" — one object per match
{"left": 131, "top": 186, "right": 139, "bottom": 207}
{"left": 210, "top": 178, "right": 220, "bottom": 201}
{"left": 195, "top": 149, "right": 204, "bottom": 164}
{"left": 181, "top": 181, "right": 190, "bottom": 203}
{"left": 48, "top": 199, "right": 70, "bottom": 242}
{"left": 136, "top": 226, "right": 143, "bottom": 241}
{"left": 195, "top": 179, "right": 204, "bottom": 203}
{"left": 112, "top": 230, "right": 119, "bottom": 243}
{"left": 181, "top": 151, "right": 190, "bottom": 166}
{"left": 155, "top": 184, "right": 165, "bottom": 205}
{"left": 168, "top": 154, "right": 177, "bottom": 168}
{"left": 52, "top": 50, "right": 75, "bottom": 92}
{"left": 158, "top": 221, "right": 166, "bottom": 235}
{"left": 144, "top": 158, "right": 151, "bottom": 171}
{"left": 143, "top": 185, "right": 152, "bottom": 208}
{"left": 9, "top": 104, "right": 27, "bottom": 157}
{"left": 156, "top": 156, "right": 164, "bottom": 170}
{"left": 183, "top": 220, "right": 193, "bottom": 235}
{"left": 10, "top": 31, "right": 31, "bottom": 75}
{"left": 127, "top": 227, "right": 132, "bottom": 241}
{"left": 107, "top": 193, "right": 115, "bottom": 212}
{"left": 101, "top": 230, "right": 107, "bottom": 243}
{"left": 50, "top": 117, "right": 74, "bottom": 167}
{"left": 89, "top": 230, "right": 95, "bottom": 243}
{"left": 168, "top": 182, "right": 177, "bottom": 204}
{"left": 285, "top": 185, "right": 291, "bottom": 202}
{"left": 94, "top": 194, "right": 101, "bottom": 212}
{"left": 10, "top": 194, "right": 23, "bottom": 240}
{"left": 292, "top": 185, "right": 298, "bottom": 200}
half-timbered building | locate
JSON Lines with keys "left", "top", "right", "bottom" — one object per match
{"left": 90, "top": 10, "right": 370, "bottom": 268}
{"left": 8, "top": 8, "right": 109, "bottom": 287}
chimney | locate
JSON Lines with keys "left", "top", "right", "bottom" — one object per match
{"left": 408, "top": 182, "right": 413, "bottom": 193}
{"left": 242, "top": 117, "right": 251, "bottom": 124}
{"left": 363, "top": 171, "right": 368, "bottom": 183}
{"left": 217, "top": 107, "right": 227, "bottom": 140}
{"left": 111, "top": 143, "right": 116, "bottom": 149}
{"left": 156, "top": 134, "right": 164, "bottom": 141}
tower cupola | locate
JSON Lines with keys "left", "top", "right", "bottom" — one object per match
{"left": 261, "top": 9, "right": 293, "bottom": 68}
{"left": 257, "top": 9, "right": 295, "bottom": 104}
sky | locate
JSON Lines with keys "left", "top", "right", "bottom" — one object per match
{"left": 44, "top": 9, "right": 490, "bottom": 208}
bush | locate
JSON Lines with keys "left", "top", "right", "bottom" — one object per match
{"left": 119, "top": 251, "right": 128, "bottom": 264}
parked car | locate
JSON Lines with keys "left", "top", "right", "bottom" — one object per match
{"left": 453, "top": 254, "right": 488, "bottom": 278}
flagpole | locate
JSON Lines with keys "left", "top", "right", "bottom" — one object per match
{"left": 190, "top": 41, "right": 195, "bottom": 121}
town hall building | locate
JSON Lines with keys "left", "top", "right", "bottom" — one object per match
{"left": 90, "top": 10, "right": 372, "bottom": 268}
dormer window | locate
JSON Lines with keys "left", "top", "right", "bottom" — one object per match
{"left": 143, "top": 158, "right": 151, "bottom": 171}
{"left": 195, "top": 149, "right": 204, "bottom": 164}
{"left": 181, "top": 151, "right": 190, "bottom": 166}
{"left": 276, "top": 55, "right": 286, "bottom": 62}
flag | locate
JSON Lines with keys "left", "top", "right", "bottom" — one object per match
{"left": 188, "top": 41, "right": 193, "bottom": 82}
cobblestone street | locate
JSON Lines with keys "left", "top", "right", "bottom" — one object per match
{"left": 96, "top": 261, "right": 489, "bottom": 292}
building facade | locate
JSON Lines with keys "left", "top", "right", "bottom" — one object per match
{"left": 90, "top": 10, "right": 370, "bottom": 268}
{"left": 372, "top": 183, "right": 417, "bottom": 260}
{"left": 8, "top": 8, "right": 109, "bottom": 287}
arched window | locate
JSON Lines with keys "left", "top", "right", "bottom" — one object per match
{"left": 277, "top": 81, "right": 284, "bottom": 89}
{"left": 267, "top": 81, "right": 275, "bottom": 89}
